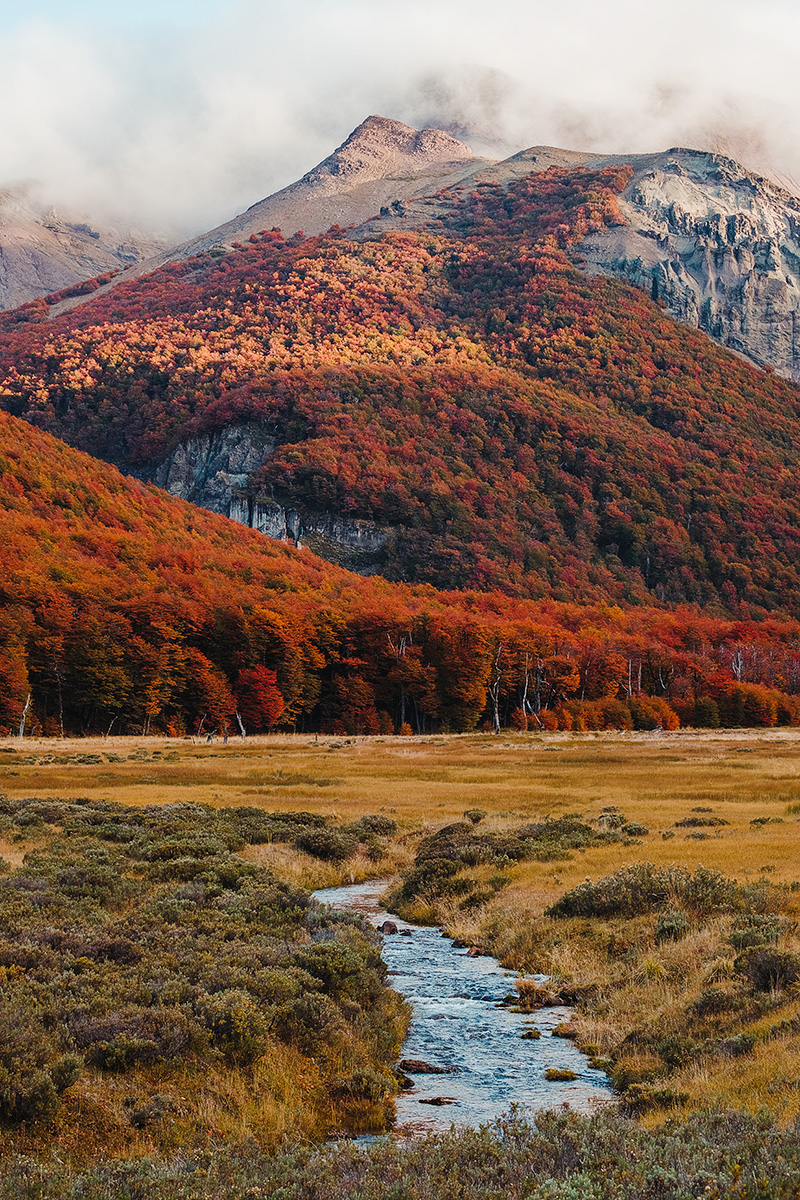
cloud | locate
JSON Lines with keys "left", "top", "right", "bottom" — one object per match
{"left": 2, "top": 0, "right": 799, "bottom": 237}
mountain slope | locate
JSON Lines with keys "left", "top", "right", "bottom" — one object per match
{"left": 352, "top": 141, "right": 800, "bottom": 382}
{"left": 45, "top": 116, "right": 488, "bottom": 316}
{"left": 0, "top": 184, "right": 166, "bottom": 311}
{"left": 40, "top": 120, "right": 800, "bottom": 386}
{"left": 3, "top": 164, "right": 800, "bottom": 616}
{"left": 2, "top": 406, "right": 800, "bottom": 737}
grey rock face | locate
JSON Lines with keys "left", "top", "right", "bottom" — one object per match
{"left": 578, "top": 148, "right": 800, "bottom": 380}
{"left": 151, "top": 423, "right": 387, "bottom": 572}
{"left": 151, "top": 424, "right": 275, "bottom": 513}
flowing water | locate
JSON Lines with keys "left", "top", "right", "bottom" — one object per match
{"left": 313, "top": 879, "right": 612, "bottom": 1133}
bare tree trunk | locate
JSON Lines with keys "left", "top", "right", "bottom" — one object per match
{"left": 235, "top": 712, "right": 247, "bottom": 741}
{"left": 103, "top": 715, "right": 118, "bottom": 740}
{"left": 489, "top": 643, "right": 504, "bottom": 734}
{"left": 55, "top": 668, "right": 65, "bottom": 739}
{"left": 18, "top": 694, "right": 31, "bottom": 740}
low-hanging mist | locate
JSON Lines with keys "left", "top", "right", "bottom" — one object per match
{"left": 2, "top": 0, "right": 799, "bottom": 238}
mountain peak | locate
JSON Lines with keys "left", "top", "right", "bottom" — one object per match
{"left": 304, "top": 115, "right": 476, "bottom": 186}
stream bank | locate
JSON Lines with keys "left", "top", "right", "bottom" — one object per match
{"left": 313, "top": 880, "right": 612, "bottom": 1133}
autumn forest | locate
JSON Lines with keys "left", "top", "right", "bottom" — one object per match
{"left": 2, "top": 166, "right": 800, "bottom": 736}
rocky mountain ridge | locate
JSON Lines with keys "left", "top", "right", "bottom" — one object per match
{"left": 579, "top": 148, "right": 800, "bottom": 383}
{"left": 42, "top": 119, "right": 800, "bottom": 382}
{"left": 360, "top": 141, "right": 800, "bottom": 383}
{"left": 0, "top": 184, "right": 167, "bottom": 311}
{"left": 48, "top": 116, "right": 488, "bottom": 314}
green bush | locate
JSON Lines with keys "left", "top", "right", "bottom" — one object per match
{"left": 0, "top": 1007, "right": 80, "bottom": 1122}
{"left": 274, "top": 993, "right": 347, "bottom": 1055}
{"left": 655, "top": 1034, "right": 698, "bottom": 1069}
{"left": 655, "top": 911, "right": 689, "bottom": 944}
{"left": 548, "top": 864, "right": 744, "bottom": 919}
{"left": 356, "top": 814, "right": 398, "bottom": 836}
{"left": 4, "top": 1107, "right": 800, "bottom": 1196}
{"left": 201, "top": 990, "right": 270, "bottom": 1064}
{"left": 729, "top": 914, "right": 783, "bottom": 951}
{"left": 675, "top": 816, "right": 728, "bottom": 828}
{"left": 395, "top": 816, "right": 622, "bottom": 906}
{"left": 294, "top": 828, "right": 358, "bottom": 862}
{"left": 0, "top": 795, "right": 406, "bottom": 1128}
{"left": 463, "top": 809, "right": 487, "bottom": 825}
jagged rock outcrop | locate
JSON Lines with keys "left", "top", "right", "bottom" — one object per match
{"left": 575, "top": 148, "right": 800, "bottom": 382}
{"left": 151, "top": 424, "right": 387, "bottom": 572}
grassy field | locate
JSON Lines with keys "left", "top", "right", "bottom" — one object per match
{"left": 4, "top": 727, "right": 800, "bottom": 884}
{"left": 5, "top": 726, "right": 800, "bottom": 1138}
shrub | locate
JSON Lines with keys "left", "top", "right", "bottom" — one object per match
{"left": 694, "top": 988, "right": 740, "bottom": 1017}
{"left": 717, "top": 1033, "right": 756, "bottom": 1057}
{"left": 395, "top": 816, "right": 624, "bottom": 906}
{"left": 464, "top": 809, "right": 487, "bottom": 825}
{"left": 548, "top": 863, "right": 742, "bottom": 919}
{"left": 547, "top": 863, "right": 675, "bottom": 918}
{"left": 736, "top": 947, "right": 800, "bottom": 993}
{"left": 655, "top": 911, "right": 689, "bottom": 943}
{"left": 0, "top": 1006, "right": 80, "bottom": 1122}
{"left": 356, "top": 814, "right": 397, "bottom": 836}
{"left": 293, "top": 940, "right": 382, "bottom": 1004}
{"left": 0, "top": 795, "right": 407, "bottom": 1135}
{"left": 655, "top": 1034, "right": 698, "bottom": 1069}
{"left": 293, "top": 828, "right": 357, "bottom": 862}
{"left": 201, "top": 989, "right": 270, "bottom": 1064}
{"left": 331, "top": 1069, "right": 393, "bottom": 1103}
{"left": 729, "top": 914, "right": 782, "bottom": 951}
{"left": 274, "top": 993, "right": 346, "bottom": 1055}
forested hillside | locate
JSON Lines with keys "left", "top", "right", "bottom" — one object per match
{"left": 2, "top": 409, "right": 800, "bottom": 736}
{"left": 2, "top": 167, "right": 800, "bottom": 612}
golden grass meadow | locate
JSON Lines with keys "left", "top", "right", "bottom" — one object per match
{"left": 4, "top": 726, "right": 800, "bottom": 1172}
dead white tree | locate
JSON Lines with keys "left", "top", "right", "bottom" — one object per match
{"left": 489, "top": 642, "right": 504, "bottom": 734}
{"left": 18, "top": 694, "right": 31, "bottom": 740}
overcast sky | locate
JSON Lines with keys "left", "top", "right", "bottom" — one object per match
{"left": 3, "top": 0, "right": 799, "bottom": 236}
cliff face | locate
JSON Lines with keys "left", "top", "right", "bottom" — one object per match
{"left": 152, "top": 424, "right": 388, "bottom": 573}
{"left": 577, "top": 148, "right": 800, "bottom": 381}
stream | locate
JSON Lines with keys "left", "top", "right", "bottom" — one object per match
{"left": 313, "top": 880, "right": 612, "bottom": 1133}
